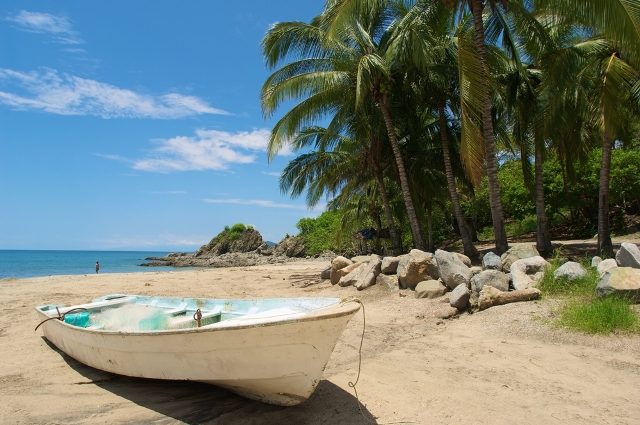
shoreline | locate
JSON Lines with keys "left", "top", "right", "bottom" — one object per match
{"left": 2, "top": 259, "right": 640, "bottom": 424}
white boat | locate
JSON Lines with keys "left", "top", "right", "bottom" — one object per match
{"left": 35, "top": 294, "right": 360, "bottom": 406}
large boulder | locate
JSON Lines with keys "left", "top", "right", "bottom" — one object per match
{"left": 434, "top": 249, "right": 472, "bottom": 290}
{"left": 615, "top": 243, "right": 640, "bottom": 268}
{"left": 381, "top": 256, "right": 400, "bottom": 274}
{"left": 597, "top": 258, "right": 618, "bottom": 277}
{"left": 471, "top": 270, "right": 510, "bottom": 293}
{"left": 354, "top": 258, "right": 382, "bottom": 291}
{"left": 333, "top": 262, "right": 363, "bottom": 285}
{"left": 320, "top": 266, "right": 331, "bottom": 280}
{"left": 482, "top": 252, "right": 502, "bottom": 270}
{"left": 511, "top": 256, "right": 550, "bottom": 290}
{"left": 553, "top": 261, "right": 587, "bottom": 281}
{"left": 338, "top": 263, "right": 366, "bottom": 287}
{"left": 397, "top": 249, "right": 439, "bottom": 290}
{"left": 596, "top": 267, "right": 640, "bottom": 302}
{"left": 330, "top": 256, "right": 353, "bottom": 285}
{"left": 455, "top": 253, "right": 472, "bottom": 268}
{"left": 376, "top": 273, "right": 399, "bottom": 290}
{"left": 500, "top": 244, "right": 540, "bottom": 272}
{"left": 449, "top": 284, "right": 471, "bottom": 310}
{"left": 415, "top": 280, "right": 447, "bottom": 299}
{"left": 351, "top": 254, "right": 381, "bottom": 263}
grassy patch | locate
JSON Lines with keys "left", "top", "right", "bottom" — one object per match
{"left": 558, "top": 297, "right": 639, "bottom": 334}
{"left": 537, "top": 262, "right": 598, "bottom": 297}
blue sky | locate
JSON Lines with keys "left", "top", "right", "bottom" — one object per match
{"left": 1, "top": 1, "right": 326, "bottom": 251}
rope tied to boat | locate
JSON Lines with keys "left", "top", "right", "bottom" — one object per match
{"left": 34, "top": 307, "right": 89, "bottom": 331}
{"left": 340, "top": 297, "right": 369, "bottom": 419}
{"left": 193, "top": 308, "right": 203, "bottom": 327}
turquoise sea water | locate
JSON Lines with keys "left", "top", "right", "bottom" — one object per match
{"left": 0, "top": 250, "right": 174, "bottom": 279}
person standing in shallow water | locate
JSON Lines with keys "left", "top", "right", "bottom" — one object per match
{"left": 95, "top": 261, "right": 100, "bottom": 274}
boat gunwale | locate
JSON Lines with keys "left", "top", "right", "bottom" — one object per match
{"left": 34, "top": 297, "right": 361, "bottom": 336}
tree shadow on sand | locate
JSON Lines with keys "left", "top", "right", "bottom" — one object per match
{"left": 42, "top": 338, "right": 377, "bottom": 424}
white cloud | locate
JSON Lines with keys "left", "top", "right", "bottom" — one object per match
{"left": 7, "top": 10, "right": 82, "bottom": 44}
{"left": 202, "top": 198, "right": 313, "bottom": 210}
{"left": 101, "top": 234, "right": 206, "bottom": 249}
{"left": 0, "top": 68, "right": 228, "bottom": 118}
{"left": 129, "top": 129, "right": 278, "bottom": 172}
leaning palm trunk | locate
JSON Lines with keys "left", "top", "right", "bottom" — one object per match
{"left": 439, "top": 105, "right": 479, "bottom": 258}
{"left": 372, "top": 162, "right": 403, "bottom": 255}
{"left": 534, "top": 135, "right": 553, "bottom": 256}
{"left": 598, "top": 132, "right": 614, "bottom": 257}
{"left": 379, "top": 94, "right": 425, "bottom": 250}
{"left": 470, "top": 0, "right": 509, "bottom": 254}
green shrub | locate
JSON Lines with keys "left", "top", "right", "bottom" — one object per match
{"left": 558, "top": 297, "right": 639, "bottom": 334}
{"left": 297, "top": 211, "right": 351, "bottom": 255}
{"left": 505, "top": 215, "right": 538, "bottom": 237}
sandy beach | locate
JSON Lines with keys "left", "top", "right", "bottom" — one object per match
{"left": 2, "top": 260, "right": 640, "bottom": 425}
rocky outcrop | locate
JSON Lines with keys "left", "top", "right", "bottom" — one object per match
{"left": 510, "top": 256, "right": 550, "bottom": 290}
{"left": 196, "top": 227, "right": 263, "bottom": 256}
{"left": 553, "top": 261, "right": 587, "bottom": 281}
{"left": 273, "top": 235, "right": 306, "bottom": 258}
{"left": 615, "top": 243, "right": 640, "bottom": 268}
{"left": 397, "top": 249, "right": 439, "bottom": 289}
{"left": 435, "top": 249, "right": 472, "bottom": 290}
{"left": 415, "top": 280, "right": 447, "bottom": 299}
{"left": 596, "top": 268, "right": 640, "bottom": 302}
{"left": 500, "top": 244, "right": 540, "bottom": 272}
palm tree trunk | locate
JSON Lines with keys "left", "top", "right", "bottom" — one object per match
{"left": 439, "top": 104, "right": 479, "bottom": 258}
{"left": 598, "top": 132, "right": 614, "bottom": 257}
{"left": 426, "top": 206, "right": 434, "bottom": 252}
{"left": 470, "top": 0, "right": 509, "bottom": 255}
{"left": 534, "top": 134, "right": 553, "bottom": 256}
{"left": 379, "top": 94, "right": 426, "bottom": 250}
{"left": 372, "top": 161, "right": 403, "bottom": 255}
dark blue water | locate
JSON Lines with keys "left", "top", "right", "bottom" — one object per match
{"left": 0, "top": 250, "right": 174, "bottom": 279}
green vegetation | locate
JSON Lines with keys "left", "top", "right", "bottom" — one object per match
{"left": 296, "top": 211, "right": 354, "bottom": 256}
{"left": 261, "top": 1, "right": 640, "bottom": 257}
{"left": 538, "top": 251, "right": 639, "bottom": 334}
{"left": 221, "top": 223, "right": 253, "bottom": 242}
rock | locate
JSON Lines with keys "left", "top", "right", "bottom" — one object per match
{"left": 434, "top": 249, "right": 472, "bottom": 290}
{"left": 482, "top": 251, "right": 502, "bottom": 270}
{"left": 455, "top": 253, "right": 472, "bottom": 268}
{"left": 500, "top": 244, "right": 540, "bottom": 272}
{"left": 596, "top": 267, "right": 640, "bottom": 302}
{"left": 597, "top": 258, "right": 618, "bottom": 277}
{"left": 470, "top": 266, "right": 482, "bottom": 276}
{"left": 196, "top": 227, "right": 264, "bottom": 256}
{"left": 338, "top": 263, "right": 366, "bottom": 287}
{"left": 330, "top": 256, "right": 353, "bottom": 284}
{"left": 553, "top": 261, "right": 587, "bottom": 281}
{"left": 449, "top": 284, "right": 471, "bottom": 309}
{"left": 351, "top": 254, "right": 380, "bottom": 263}
{"left": 320, "top": 266, "right": 331, "bottom": 280}
{"left": 615, "top": 243, "right": 640, "bottom": 268}
{"left": 354, "top": 258, "right": 382, "bottom": 290}
{"left": 471, "top": 270, "right": 510, "bottom": 293}
{"left": 333, "top": 262, "right": 363, "bottom": 285}
{"left": 591, "top": 256, "right": 602, "bottom": 268}
{"left": 397, "top": 249, "right": 439, "bottom": 290}
{"left": 434, "top": 305, "right": 459, "bottom": 319}
{"left": 381, "top": 256, "right": 400, "bottom": 274}
{"left": 256, "top": 242, "right": 274, "bottom": 256}
{"left": 415, "top": 280, "right": 447, "bottom": 299}
{"left": 273, "top": 235, "right": 306, "bottom": 257}
{"left": 478, "top": 286, "right": 541, "bottom": 310}
{"left": 376, "top": 274, "right": 399, "bottom": 290}
{"left": 510, "top": 256, "right": 550, "bottom": 290}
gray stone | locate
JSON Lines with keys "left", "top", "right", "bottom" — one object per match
{"left": 435, "top": 249, "right": 472, "bottom": 290}
{"left": 354, "top": 258, "right": 382, "bottom": 290}
{"left": 471, "top": 270, "right": 510, "bottom": 293}
{"left": 591, "top": 256, "right": 602, "bottom": 268}
{"left": 397, "top": 249, "right": 439, "bottom": 290}
{"left": 415, "top": 280, "right": 447, "bottom": 299}
{"left": 553, "top": 261, "right": 587, "bottom": 281}
{"left": 470, "top": 266, "right": 482, "bottom": 276}
{"left": 510, "top": 256, "right": 550, "bottom": 290}
{"left": 596, "top": 267, "right": 640, "bottom": 302}
{"left": 376, "top": 273, "right": 399, "bottom": 290}
{"left": 330, "top": 256, "right": 355, "bottom": 285}
{"left": 320, "top": 266, "right": 331, "bottom": 280}
{"left": 381, "top": 256, "right": 400, "bottom": 274}
{"left": 449, "top": 284, "right": 471, "bottom": 309}
{"left": 615, "top": 243, "right": 640, "bottom": 268}
{"left": 501, "top": 244, "right": 540, "bottom": 272}
{"left": 482, "top": 251, "right": 502, "bottom": 270}
{"left": 597, "top": 258, "right": 618, "bottom": 277}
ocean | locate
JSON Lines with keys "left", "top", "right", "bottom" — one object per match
{"left": 0, "top": 250, "right": 175, "bottom": 279}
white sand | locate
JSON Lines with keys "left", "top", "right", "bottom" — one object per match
{"left": 1, "top": 260, "right": 639, "bottom": 424}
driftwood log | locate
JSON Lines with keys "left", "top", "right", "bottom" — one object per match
{"left": 478, "top": 286, "right": 541, "bottom": 311}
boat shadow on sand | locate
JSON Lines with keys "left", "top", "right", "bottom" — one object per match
{"left": 43, "top": 338, "right": 377, "bottom": 424}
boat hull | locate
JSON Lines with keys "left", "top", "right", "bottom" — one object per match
{"left": 36, "top": 300, "right": 359, "bottom": 406}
